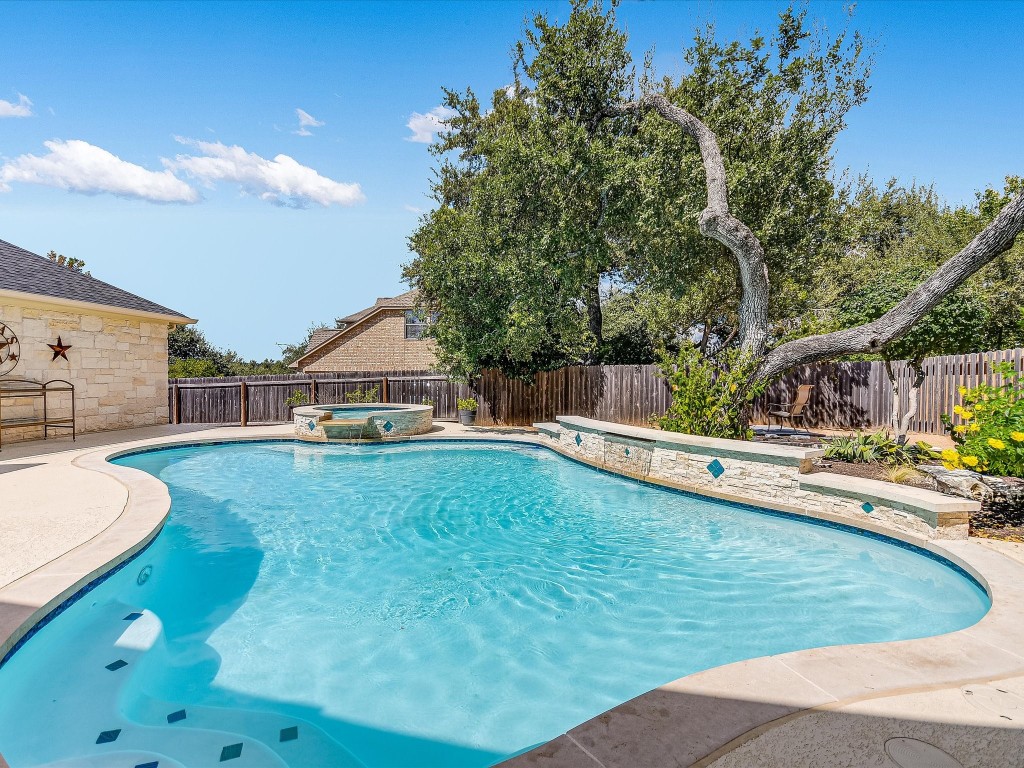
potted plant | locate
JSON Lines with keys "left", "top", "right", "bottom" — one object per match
{"left": 285, "top": 389, "right": 309, "bottom": 412}
{"left": 457, "top": 396, "right": 478, "bottom": 426}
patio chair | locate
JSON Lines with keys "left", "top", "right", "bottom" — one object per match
{"left": 766, "top": 384, "right": 814, "bottom": 434}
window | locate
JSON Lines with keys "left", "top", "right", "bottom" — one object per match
{"left": 405, "top": 310, "right": 435, "bottom": 339}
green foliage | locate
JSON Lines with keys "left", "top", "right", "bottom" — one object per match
{"left": 345, "top": 385, "right": 380, "bottom": 403}
{"left": 46, "top": 250, "right": 89, "bottom": 275}
{"left": 822, "top": 430, "right": 923, "bottom": 465}
{"left": 940, "top": 362, "right": 1024, "bottom": 478}
{"left": 457, "top": 396, "right": 479, "bottom": 412}
{"left": 279, "top": 322, "right": 330, "bottom": 366}
{"left": 818, "top": 177, "right": 1024, "bottom": 356}
{"left": 284, "top": 390, "right": 309, "bottom": 407}
{"left": 657, "top": 347, "right": 766, "bottom": 439}
{"left": 168, "top": 358, "right": 219, "bottom": 378}
{"left": 167, "top": 325, "right": 292, "bottom": 378}
{"left": 405, "top": 2, "right": 871, "bottom": 380}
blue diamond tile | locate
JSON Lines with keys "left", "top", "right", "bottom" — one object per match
{"left": 95, "top": 729, "right": 121, "bottom": 744}
{"left": 135, "top": 762, "right": 159, "bottom": 768}
{"left": 575, "top": 433, "right": 582, "bottom": 446}
{"left": 280, "top": 726, "right": 299, "bottom": 742}
{"left": 123, "top": 612, "right": 143, "bottom": 621}
{"left": 105, "top": 659, "right": 127, "bottom": 671}
{"left": 707, "top": 459, "right": 725, "bottom": 479}
{"left": 220, "top": 743, "right": 243, "bottom": 762}
{"left": 383, "top": 420, "right": 394, "bottom": 433}
{"left": 167, "top": 709, "right": 186, "bottom": 724}
{"left": 861, "top": 502, "right": 875, "bottom": 514}
{"left": 624, "top": 447, "right": 630, "bottom": 457}
{"left": 307, "top": 419, "right": 316, "bottom": 432}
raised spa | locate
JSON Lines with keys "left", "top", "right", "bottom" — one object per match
{"left": 292, "top": 402, "right": 433, "bottom": 440}
{"left": 0, "top": 441, "right": 989, "bottom": 768}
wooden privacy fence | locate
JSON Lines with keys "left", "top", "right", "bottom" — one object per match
{"left": 168, "top": 347, "right": 1023, "bottom": 434}
{"left": 754, "top": 347, "right": 1024, "bottom": 434}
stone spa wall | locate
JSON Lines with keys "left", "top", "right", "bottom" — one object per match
{"left": 536, "top": 416, "right": 976, "bottom": 541}
{"left": 292, "top": 404, "right": 434, "bottom": 440}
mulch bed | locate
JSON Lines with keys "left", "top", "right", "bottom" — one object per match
{"left": 807, "top": 459, "right": 938, "bottom": 491}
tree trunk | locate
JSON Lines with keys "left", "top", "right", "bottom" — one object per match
{"left": 601, "top": 94, "right": 1024, "bottom": 409}
{"left": 586, "top": 280, "right": 603, "bottom": 355}
{"left": 884, "top": 358, "right": 926, "bottom": 445}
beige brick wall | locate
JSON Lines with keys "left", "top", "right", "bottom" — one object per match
{"left": 0, "top": 300, "right": 171, "bottom": 445}
{"left": 301, "top": 309, "right": 437, "bottom": 373}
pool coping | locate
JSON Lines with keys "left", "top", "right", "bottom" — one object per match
{"left": 0, "top": 428, "right": 1022, "bottom": 768}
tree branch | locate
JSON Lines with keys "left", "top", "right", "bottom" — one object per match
{"left": 603, "top": 94, "right": 771, "bottom": 355}
{"left": 759, "top": 191, "right": 1024, "bottom": 382}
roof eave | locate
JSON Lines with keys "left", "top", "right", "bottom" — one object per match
{"left": 0, "top": 287, "right": 197, "bottom": 325}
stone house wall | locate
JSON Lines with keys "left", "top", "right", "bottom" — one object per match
{"left": 300, "top": 309, "right": 437, "bottom": 373}
{"left": 0, "top": 300, "right": 170, "bottom": 444}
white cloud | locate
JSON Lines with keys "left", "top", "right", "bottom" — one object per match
{"left": 294, "top": 108, "right": 325, "bottom": 136}
{"left": 0, "top": 139, "right": 199, "bottom": 203}
{"left": 405, "top": 106, "right": 455, "bottom": 143}
{"left": 404, "top": 204, "right": 423, "bottom": 214}
{"left": 0, "top": 93, "right": 33, "bottom": 118}
{"left": 167, "top": 138, "right": 364, "bottom": 208}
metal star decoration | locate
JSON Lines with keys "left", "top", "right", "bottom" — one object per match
{"left": 0, "top": 322, "right": 20, "bottom": 375}
{"left": 48, "top": 335, "right": 73, "bottom": 361}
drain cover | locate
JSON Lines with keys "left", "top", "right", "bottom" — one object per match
{"left": 961, "top": 684, "right": 1024, "bottom": 721}
{"left": 884, "top": 738, "right": 963, "bottom": 768}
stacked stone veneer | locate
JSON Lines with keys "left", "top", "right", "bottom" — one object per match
{"left": 299, "top": 309, "right": 437, "bottom": 373}
{"left": 0, "top": 302, "right": 170, "bottom": 443}
{"left": 292, "top": 404, "right": 433, "bottom": 440}
{"left": 538, "top": 417, "right": 972, "bottom": 540}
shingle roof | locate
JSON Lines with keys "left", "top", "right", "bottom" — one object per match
{"left": 336, "top": 289, "right": 419, "bottom": 324}
{"left": 307, "top": 327, "right": 340, "bottom": 351}
{"left": 0, "top": 238, "right": 192, "bottom": 320}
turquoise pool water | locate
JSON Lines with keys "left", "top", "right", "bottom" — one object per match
{"left": 0, "top": 441, "right": 989, "bottom": 768}
{"left": 325, "top": 405, "right": 400, "bottom": 419}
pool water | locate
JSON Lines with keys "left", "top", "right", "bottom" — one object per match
{"left": 326, "top": 406, "right": 399, "bottom": 419}
{"left": 0, "top": 442, "right": 989, "bottom": 768}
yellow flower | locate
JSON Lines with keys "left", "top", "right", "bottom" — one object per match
{"left": 987, "top": 438, "right": 1006, "bottom": 450}
{"left": 953, "top": 405, "right": 964, "bottom": 416}
{"left": 962, "top": 455, "right": 980, "bottom": 467}
{"left": 975, "top": 403, "right": 985, "bottom": 412}
{"left": 942, "top": 461, "right": 959, "bottom": 471}
{"left": 958, "top": 386, "right": 968, "bottom": 396}
{"left": 940, "top": 448, "right": 960, "bottom": 462}
{"left": 1011, "top": 431, "right": 1024, "bottom": 442}
{"left": 961, "top": 410, "right": 974, "bottom": 419}
{"left": 969, "top": 424, "right": 981, "bottom": 433}
{"left": 953, "top": 425, "right": 968, "bottom": 435}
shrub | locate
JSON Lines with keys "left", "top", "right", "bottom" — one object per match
{"left": 657, "top": 347, "right": 765, "bottom": 440}
{"left": 940, "top": 362, "right": 1024, "bottom": 477}
{"left": 345, "top": 385, "right": 380, "bottom": 403}
{"left": 883, "top": 465, "right": 925, "bottom": 485}
{"left": 284, "top": 390, "right": 308, "bottom": 407}
{"left": 457, "top": 397, "right": 478, "bottom": 411}
{"left": 823, "top": 431, "right": 938, "bottom": 465}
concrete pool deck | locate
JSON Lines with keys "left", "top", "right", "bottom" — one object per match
{"left": 1, "top": 424, "right": 1022, "bottom": 767}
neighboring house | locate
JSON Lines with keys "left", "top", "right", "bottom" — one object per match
{"left": 291, "top": 289, "right": 437, "bottom": 373}
{"left": 0, "top": 238, "right": 195, "bottom": 443}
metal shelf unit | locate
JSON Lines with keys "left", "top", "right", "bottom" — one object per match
{"left": 0, "top": 378, "right": 76, "bottom": 450}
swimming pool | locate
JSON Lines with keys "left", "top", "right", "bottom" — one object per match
{"left": 0, "top": 441, "right": 989, "bottom": 768}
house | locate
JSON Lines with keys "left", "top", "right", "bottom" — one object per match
{"left": 291, "top": 289, "right": 437, "bottom": 373}
{"left": 0, "top": 238, "right": 195, "bottom": 443}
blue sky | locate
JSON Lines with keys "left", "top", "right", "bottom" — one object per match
{"left": 1, "top": 0, "right": 1021, "bottom": 359}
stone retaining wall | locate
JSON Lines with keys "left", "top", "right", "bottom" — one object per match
{"left": 538, "top": 417, "right": 973, "bottom": 540}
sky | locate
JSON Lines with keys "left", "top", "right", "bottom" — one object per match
{"left": 1, "top": 0, "right": 1021, "bottom": 360}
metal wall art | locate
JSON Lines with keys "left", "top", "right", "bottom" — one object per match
{"left": 0, "top": 323, "right": 20, "bottom": 375}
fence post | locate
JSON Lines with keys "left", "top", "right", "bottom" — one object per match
{"left": 240, "top": 381, "right": 248, "bottom": 427}
{"left": 310, "top": 378, "right": 317, "bottom": 405}
{"left": 172, "top": 384, "right": 180, "bottom": 424}
{"left": 381, "top": 376, "right": 389, "bottom": 403}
